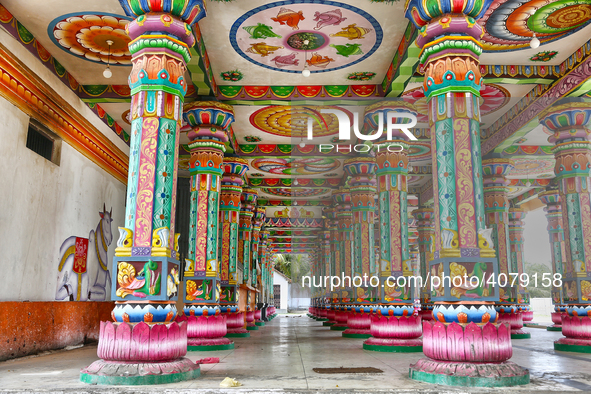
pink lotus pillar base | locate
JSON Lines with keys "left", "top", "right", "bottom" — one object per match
{"left": 363, "top": 315, "right": 422, "bottom": 351}
{"left": 522, "top": 310, "right": 534, "bottom": 322}
{"left": 554, "top": 316, "right": 591, "bottom": 353}
{"left": 226, "top": 312, "right": 249, "bottom": 336}
{"left": 331, "top": 310, "right": 349, "bottom": 329}
{"left": 419, "top": 309, "right": 433, "bottom": 321}
{"left": 179, "top": 315, "right": 234, "bottom": 350}
{"left": 342, "top": 312, "right": 371, "bottom": 336}
{"left": 548, "top": 312, "right": 565, "bottom": 331}
{"left": 497, "top": 312, "right": 530, "bottom": 339}
{"left": 246, "top": 310, "right": 258, "bottom": 330}
{"left": 409, "top": 320, "right": 529, "bottom": 387}
{"left": 325, "top": 309, "right": 337, "bottom": 326}
{"left": 80, "top": 321, "right": 200, "bottom": 385}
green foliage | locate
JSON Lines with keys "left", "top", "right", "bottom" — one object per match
{"left": 524, "top": 261, "right": 552, "bottom": 298}
{"left": 273, "top": 254, "right": 310, "bottom": 285}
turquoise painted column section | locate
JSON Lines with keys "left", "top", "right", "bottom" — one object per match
{"left": 540, "top": 98, "right": 591, "bottom": 353}
{"left": 81, "top": 0, "right": 206, "bottom": 384}
{"left": 405, "top": 0, "right": 529, "bottom": 385}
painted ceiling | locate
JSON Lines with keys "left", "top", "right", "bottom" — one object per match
{"left": 2, "top": 0, "right": 591, "bottom": 217}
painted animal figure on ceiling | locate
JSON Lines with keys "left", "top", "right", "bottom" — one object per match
{"left": 56, "top": 204, "right": 113, "bottom": 301}
{"left": 271, "top": 7, "right": 305, "bottom": 30}
{"left": 313, "top": 9, "right": 346, "bottom": 30}
{"left": 274, "top": 207, "right": 290, "bottom": 218}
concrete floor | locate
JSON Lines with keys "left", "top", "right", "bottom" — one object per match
{"left": 1, "top": 314, "right": 591, "bottom": 393}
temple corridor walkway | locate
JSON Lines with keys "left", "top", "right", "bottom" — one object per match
{"left": 2, "top": 315, "right": 591, "bottom": 392}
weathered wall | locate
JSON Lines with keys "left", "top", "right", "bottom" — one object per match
{"left": 0, "top": 94, "right": 126, "bottom": 302}
{"left": 0, "top": 301, "right": 113, "bottom": 361}
{"left": 0, "top": 94, "right": 125, "bottom": 359}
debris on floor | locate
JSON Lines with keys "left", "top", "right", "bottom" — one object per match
{"left": 196, "top": 357, "right": 219, "bottom": 364}
{"left": 313, "top": 367, "right": 383, "bottom": 374}
{"left": 220, "top": 377, "right": 243, "bottom": 387}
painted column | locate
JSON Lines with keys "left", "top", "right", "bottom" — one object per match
{"left": 539, "top": 98, "right": 591, "bottom": 353}
{"left": 508, "top": 207, "right": 532, "bottom": 333}
{"left": 482, "top": 159, "right": 529, "bottom": 339}
{"left": 412, "top": 207, "right": 434, "bottom": 321}
{"left": 180, "top": 103, "right": 234, "bottom": 351}
{"left": 362, "top": 102, "right": 422, "bottom": 350}
{"left": 343, "top": 158, "right": 377, "bottom": 338}
{"left": 219, "top": 158, "right": 249, "bottom": 338}
{"left": 317, "top": 229, "right": 331, "bottom": 322}
{"left": 405, "top": 0, "right": 529, "bottom": 385}
{"left": 538, "top": 188, "right": 568, "bottom": 331}
{"left": 252, "top": 207, "right": 265, "bottom": 325}
{"left": 81, "top": 1, "right": 205, "bottom": 385}
{"left": 240, "top": 188, "right": 258, "bottom": 330}
{"left": 326, "top": 207, "right": 339, "bottom": 327}
{"left": 332, "top": 189, "right": 352, "bottom": 331}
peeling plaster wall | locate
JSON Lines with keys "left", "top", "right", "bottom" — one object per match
{"left": 0, "top": 95, "right": 126, "bottom": 302}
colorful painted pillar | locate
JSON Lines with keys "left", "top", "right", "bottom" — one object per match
{"left": 325, "top": 207, "right": 339, "bottom": 327}
{"left": 405, "top": 0, "right": 530, "bottom": 385}
{"left": 413, "top": 207, "right": 434, "bottom": 321}
{"left": 342, "top": 158, "right": 378, "bottom": 338}
{"left": 538, "top": 188, "right": 567, "bottom": 331}
{"left": 332, "top": 188, "right": 352, "bottom": 331}
{"left": 219, "top": 158, "right": 249, "bottom": 338}
{"left": 508, "top": 207, "right": 532, "bottom": 332}
{"left": 80, "top": 1, "right": 205, "bottom": 385}
{"left": 361, "top": 102, "right": 422, "bottom": 351}
{"left": 179, "top": 102, "right": 234, "bottom": 351}
{"left": 252, "top": 208, "right": 265, "bottom": 326}
{"left": 258, "top": 229, "right": 270, "bottom": 309}
{"left": 317, "top": 229, "right": 331, "bottom": 322}
{"left": 239, "top": 188, "right": 258, "bottom": 330}
{"left": 539, "top": 98, "right": 591, "bottom": 353}
{"left": 482, "top": 159, "right": 529, "bottom": 339}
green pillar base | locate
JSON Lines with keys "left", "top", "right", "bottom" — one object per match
{"left": 330, "top": 325, "right": 347, "bottom": 331}
{"left": 255, "top": 321, "right": 265, "bottom": 326}
{"left": 343, "top": 333, "right": 372, "bottom": 339}
{"left": 80, "top": 365, "right": 200, "bottom": 385}
{"left": 547, "top": 326, "right": 562, "bottom": 331}
{"left": 188, "top": 343, "right": 234, "bottom": 351}
{"left": 554, "top": 342, "right": 591, "bottom": 353}
{"left": 247, "top": 325, "right": 259, "bottom": 331}
{"left": 323, "top": 321, "right": 336, "bottom": 326}
{"left": 363, "top": 343, "right": 422, "bottom": 352}
{"left": 317, "top": 318, "right": 328, "bottom": 321}
{"left": 225, "top": 332, "right": 250, "bottom": 338}
{"left": 409, "top": 360, "right": 530, "bottom": 387}
{"left": 511, "top": 333, "right": 531, "bottom": 339}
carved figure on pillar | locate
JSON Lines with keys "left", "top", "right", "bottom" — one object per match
{"left": 540, "top": 98, "right": 591, "bottom": 353}
{"left": 405, "top": 0, "right": 529, "bottom": 385}
{"left": 80, "top": 0, "right": 206, "bottom": 385}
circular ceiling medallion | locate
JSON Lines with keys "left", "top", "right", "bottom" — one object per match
{"left": 481, "top": 0, "right": 591, "bottom": 52}
{"left": 230, "top": 1, "right": 383, "bottom": 74}
{"left": 250, "top": 105, "right": 353, "bottom": 138}
{"left": 261, "top": 187, "right": 331, "bottom": 197}
{"left": 252, "top": 158, "right": 341, "bottom": 175}
{"left": 407, "top": 142, "right": 431, "bottom": 160}
{"left": 402, "top": 84, "right": 510, "bottom": 122}
{"left": 49, "top": 13, "right": 132, "bottom": 65}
